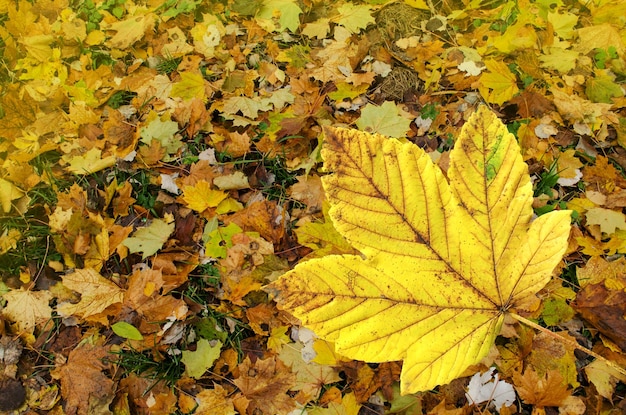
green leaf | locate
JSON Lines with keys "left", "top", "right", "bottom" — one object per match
{"left": 122, "top": 219, "right": 175, "bottom": 259}
{"left": 335, "top": 3, "right": 375, "bottom": 34}
{"left": 181, "top": 339, "right": 223, "bottom": 379}
{"left": 204, "top": 222, "right": 243, "bottom": 258}
{"left": 111, "top": 321, "right": 144, "bottom": 340}
{"left": 257, "top": 0, "right": 303, "bottom": 32}
{"left": 356, "top": 101, "right": 411, "bottom": 137}
{"left": 140, "top": 113, "right": 182, "bottom": 154}
{"left": 586, "top": 73, "right": 624, "bottom": 103}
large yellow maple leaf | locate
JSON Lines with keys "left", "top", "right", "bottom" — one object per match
{"left": 270, "top": 106, "right": 571, "bottom": 394}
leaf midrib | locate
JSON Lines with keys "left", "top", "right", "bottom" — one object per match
{"left": 334, "top": 137, "right": 499, "bottom": 310}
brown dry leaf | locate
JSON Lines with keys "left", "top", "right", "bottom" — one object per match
{"left": 118, "top": 374, "right": 176, "bottom": 415}
{"left": 181, "top": 159, "right": 215, "bottom": 187}
{"left": 340, "top": 361, "right": 379, "bottom": 403}
{"left": 152, "top": 251, "right": 199, "bottom": 292}
{"left": 605, "top": 189, "right": 626, "bottom": 209}
{"left": 246, "top": 303, "right": 282, "bottom": 336}
{"left": 289, "top": 175, "right": 325, "bottom": 213}
{"left": 576, "top": 256, "right": 626, "bottom": 288}
{"left": 124, "top": 268, "right": 165, "bottom": 310}
{"left": 426, "top": 399, "right": 470, "bottom": 415}
{"left": 233, "top": 356, "right": 297, "bottom": 415}
{"left": 103, "top": 108, "right": 137, "bottom": 157}
{"left": 108, "top": 223, "right": 133, "bottom": 259}
{"left": 526, "top": 331, "right": 579, "bottom": 388}
{"left": 222, "top": 273, "right": 263, "bottom": 306}
{"left": 176, "top": 98, "right": 211, "bottom": 138}
{"left": 123, "top": 268, "right": 188, "bottom": 335}
{"left": 55, "top": 183, "right": 89, "bottom": 213}
{"left": 224, "top": 200, "right": 286, "bottom": 243}
{"left": 216, "top": 131, "right": 251, "bottom": 158}
{"left": 137, "top": 140, "right": 167, "bottom": 166}
{"left": 195, "top": 384, "right": 236, "bottom": 415}
{"left": 509, "top": 91, "right": 555, "bottom": 118}
{"left": 513, "top": 368, "right": 571, "bottom": 408}
{"left": 0, "top": 88, "right": 38, "bottom": 140}
{"left": 278, "top": 342, "right": 341, "bottom": 404}
{"left": 52, "top": 343, "right": 115, "bottom": 415}
{"left": 112, "top": 181, "right": 136, "bottom": 217}
{"left": 583, "top": 156, "right": 626, "bottom": 192}
{"left": 573, "top": 274, "right": 626, "bottom": 351}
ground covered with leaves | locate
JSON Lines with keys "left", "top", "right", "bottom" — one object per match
{"left": 1, "top": 0, "right": 626, "bottom": 414}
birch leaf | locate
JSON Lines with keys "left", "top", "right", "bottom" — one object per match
{"left": 269, "top": 106, "right": 571, "bottom": 394}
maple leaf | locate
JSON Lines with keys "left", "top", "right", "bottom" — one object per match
{"left": 478, "top": 59, "right": 520, "bottom": 105}
{"left": 1, "top": 288, "right": 52, "bottom": 335}
{"left": 52, "top": 343, "right": 115, "bottom": 415}
{"left": 356, "top": 101, "right": 412, "bottom": 138}
{"left": 233, "top": 356, "right": 297, "bottom": 414}
{"left": 103, "top": 13, "right": 156, "bottom": 49}
{"left": 195, "top": 384, "right": 236, "bottom": 415}
{"left": 222, "top": 96, "right": 272, "bottom": 119}
{"left": 57, "top": 268, "right": 124, "bottom": 320}
{"left": 65, "top": 147, "right": 116, "bottom": 175}
{"left": 182, "top": 180, "right": 228, "bottom": 212}
{"left": 334, "top": 3, "right": 375, "bottom": 34}
{"left": 171, "top": 72, "right": 207, "bottom": 102}
{"left": 279, "top": 342, "right": 341, "bottom": 402}
{"left": 122, "top": 218, "right": 175, "bottom": 259}
{"left": 256, "top": 0, "right": 303, "bottom": 33}
{"left": 181, "top": 339, "right": 222, "bottom": 379}
{"left": 269, "top": 106, "right": 571, "bottom": 394}
{"left": 0, "top": 178, "right": 25, "bottom": 213}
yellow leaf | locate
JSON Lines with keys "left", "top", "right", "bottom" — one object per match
{"left": 215, "top": 197, "right": 243, "bottom": 214}
{"left": 0, "top": 228, "right": 21, "bottom": 255}
{"left": 539, "top": 47, "right": 580, "bottom": 74}
{"left": 195, "top": 384, "right": 236, "bottom": 415}
{"left": 103, "top": 13, "right": 156, "bottom": 49}
{"left": 20, "top": 34, "right": 54, "bottom": 61}
{"left": 2, "top": 288, "right": 52, "bottom": 334}
{"left": 256, "top": 0, "right": 303, "bottom": 33}
{"left": 301, "top": 18, "right": 331, "bottom": 39}
{"left": 267, "top": 326, "right": 291, "bottom": 353}
{"left": 171, "top": 72, "right": 207, "bottom": 102}
{"left": 57, "top": 269, "right": 124, "bottom": 320}
{"left": 479, "top": 59, "right": 520, "bottom": 105}
{"left": 0, "top": 178, "right": 25, "bottom": 213}
{"left": 492, "top": 19, "right": 538, "bottom": 54}
{"left": 270, "top": 106, "right": 571, "bottom": 394}
{"left": 576, "top": 23, "right": 625, "bottom": 55}
{"left": 404, "top": 0, "right": 429, "bottom": 10}
{"left": 548, "top": 11, "right": 578, "bottom": 39}
{"left": 65, "top": 148, "right": 116, "bottom": 175}
{"left": 182, "top": 181, "right": 228, "bottom": 212}
{"left": 334, "top": 3, "right": 375, "bottom": 34}
{"left": 295, "top": 201, "right": 358, "bottom": 259}
{"left": 585, "top": 207, "right": 626, "bottom": 235}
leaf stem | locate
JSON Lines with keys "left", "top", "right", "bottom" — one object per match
{"left": 509, "top": 312, "right": 626, "bottom": 377}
